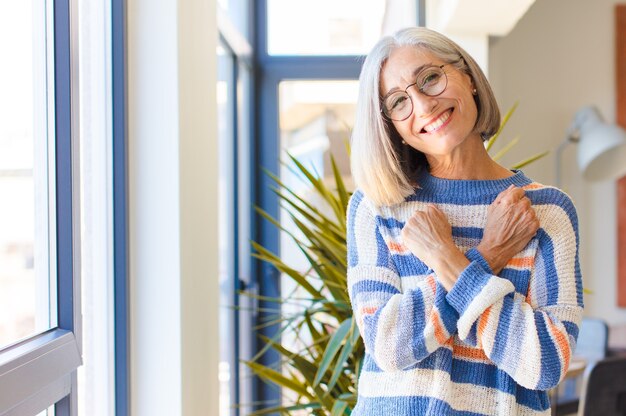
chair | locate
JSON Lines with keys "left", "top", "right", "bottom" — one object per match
{"left": 554, "top": 318, "right": 609, "bottom": 415}
{"left": 574, "top": 318, "right": 609, "bottom": 361}
{"left": 577, "top": 356, "right": 626, "bottom": 416}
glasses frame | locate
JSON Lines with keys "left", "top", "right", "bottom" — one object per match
{"left": 380, "top": 63, "right": 451, "bottom": 122}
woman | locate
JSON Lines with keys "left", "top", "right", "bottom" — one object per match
{"left": 347, "top": 27, "right": 583, "bottom": 415}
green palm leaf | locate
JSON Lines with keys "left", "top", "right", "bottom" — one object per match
{"left": 313, "top": 318, "right": 353, "bottom": 387}
{"left": 244, "top": 360, "right": 313, "bottom": 399}
{"left": 327, "top": 320, "right": 360, "bottom": 392}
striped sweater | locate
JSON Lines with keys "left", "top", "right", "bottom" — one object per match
{"left": 347, "top": 170, "right": 583, "bottom": 416}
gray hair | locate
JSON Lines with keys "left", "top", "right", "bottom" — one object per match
{"left": 350, "top": 27, "right": 500, "bottom": 206}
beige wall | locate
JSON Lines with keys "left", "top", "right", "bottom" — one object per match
{"left": 128, "top": 0, "right": 219, "bottom": 414}
{"left": 489, "top": 0, "right": 626, "bottom": 325}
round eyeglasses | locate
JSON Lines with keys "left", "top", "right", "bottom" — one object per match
{"left": 381, "top": 64, "right": 450, "bottom": 122}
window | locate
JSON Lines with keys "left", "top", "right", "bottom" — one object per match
{"left": 267, "top": 0, "right": 386, "bottom": 55}
{"left": 0, "top": 1, "right": 82, "bottom": 414}
{"left": 277, "top": 79, "right": 358, "bottom": 302}
{"left": 0, "top": 0, "right": 57, "bottom": 354}
{"left": 266, "top": 0, "right": 418, "bottom": 56}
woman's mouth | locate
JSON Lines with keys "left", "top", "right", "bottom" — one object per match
{"left": 421, "top": 109, "right": 453, "bottom": 133}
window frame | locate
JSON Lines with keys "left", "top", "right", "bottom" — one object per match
{"left": 0, "top": 0, "right": 83, "bottom": 414}
{"left": 217, "top": 3, "right": 255, "bottom": 416}
{"left": 112, "top": 0, "right": 129, "bottom": 415}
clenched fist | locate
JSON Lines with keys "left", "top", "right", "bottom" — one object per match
{"left": 477, "top": 185, "right": 540, "bottom": 274}
{"left": 401, "top": 205, "right": 469, "bottom": 290}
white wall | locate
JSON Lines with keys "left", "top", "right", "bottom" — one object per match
{"left": 425, "top": 0, "right": 537, "bottom": 75}
{"left": 489, "top": 0, "right": 626, "bottom": 325}
{"left": 128, "top": 0, "right": 219, "bottom": 414}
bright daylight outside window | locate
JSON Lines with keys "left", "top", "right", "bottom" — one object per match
{"left": 267, "top": 0, "right": 386, "bottom": 55}
{"left": 0, "top": 0, "right": 57, "bottom": 350}
{"left": 278, "top": 81, "right": 357, "bottom": 282}
{"left": 217, "top": 42, "right": 236, "bottom": 416}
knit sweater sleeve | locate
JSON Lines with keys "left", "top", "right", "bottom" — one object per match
{"left": 445, "top": 190, "right": 583, "bottom": 390}
{"left": 347, "top": 191, "right": 459, "bottom": 372}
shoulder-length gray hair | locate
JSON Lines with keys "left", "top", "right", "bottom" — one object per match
{"left": 350, "top": 27, "right": 500, "bottom": 206}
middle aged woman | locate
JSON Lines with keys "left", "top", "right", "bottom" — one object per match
{"left": 346, "top": 27, "right": 583, "bottom": 415}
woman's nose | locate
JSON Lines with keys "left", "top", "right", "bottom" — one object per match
{"left": 407, "top": 86, "right": 437, "bottom": 118}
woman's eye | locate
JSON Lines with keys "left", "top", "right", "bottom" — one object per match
{"left": 420, "top": 71, "right": 441, "bottom": 87}
{"left": 390, "top": 95, "right": 408, "bottom": 110}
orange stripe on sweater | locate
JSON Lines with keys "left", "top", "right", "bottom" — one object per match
{"left": 427, "top": 274, "right": 437, "bottom": 294}
{"left": 359, "top": 306, "right": 378, "bottom": 317}
{"left": 387, "top": 241, "right": 406, "bottom": 253}
{"left": 431, "top": 310, "right": 448, "bottom": 345}
{"left": 506, "top": 256, "right": 535, "bottom": 268}
{"left": 549, "top": 320, "right": 572, "bottom": 375}
{"left": 453, "top": 344, "right": 489, "bottom": 361}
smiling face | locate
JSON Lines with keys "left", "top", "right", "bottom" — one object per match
{"left": 380, "top": 46, "right": 481, "bottom": 161}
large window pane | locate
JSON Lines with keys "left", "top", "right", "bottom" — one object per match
{"left": 0, "top": 1, "right": 56, "bottom": 349}
{"left": 268, "top": 0, "right": 385, "bottom": 55}
{"left": 277, "top": 80, "right": 356, "bottom": 410}
{"left": 268, "top": 0, "right": 416, "bottom": 56}
{"left": 278, "top": 80, "right": 357, "bottom": 292}
{"left": 278, "top": 80, "right": 355, "bottom": 187}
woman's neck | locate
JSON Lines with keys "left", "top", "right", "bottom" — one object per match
{"left": 425, "top": 137, "right": 513, "bottom": 180}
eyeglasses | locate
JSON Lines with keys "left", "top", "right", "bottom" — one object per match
{"left": 381, "top": 64, "right": 450, "bottom": 121}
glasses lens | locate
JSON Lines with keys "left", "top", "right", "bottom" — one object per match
{"left": 418, "top": 66, "right": 447, "bottom": 96}
{"left": 382, "top": 65, "right": 449, "bottom": 121}
{"left": 384, "top": 92, "right": 412, "bottom": 121}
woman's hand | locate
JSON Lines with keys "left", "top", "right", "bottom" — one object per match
{"left": 478, "top": 185, "right": 540, "bottom": 274}
{"left": 401, "top": 205, "right": 469, "bottom": 290}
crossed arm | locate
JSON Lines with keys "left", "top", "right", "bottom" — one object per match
{"left": 401, "top": 185, "right": 539, "bottom": 287}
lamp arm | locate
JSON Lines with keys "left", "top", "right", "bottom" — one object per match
{"left": 555, "top": 133, "right": 579, "bottom": 189}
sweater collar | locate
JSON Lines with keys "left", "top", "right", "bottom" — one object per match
{"left": 414, "top": 169, "right": 532, "bottom": 197}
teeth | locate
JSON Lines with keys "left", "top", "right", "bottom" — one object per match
{"left": 423, "top": 110, "right": 451, "bottom": 132}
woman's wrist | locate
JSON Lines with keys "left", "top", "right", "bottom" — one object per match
{"left": 476, "top": 244, "right": 505, "bottom": 275}
{"left": 432, "top": 246, "right": 470, "bottom": 291}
